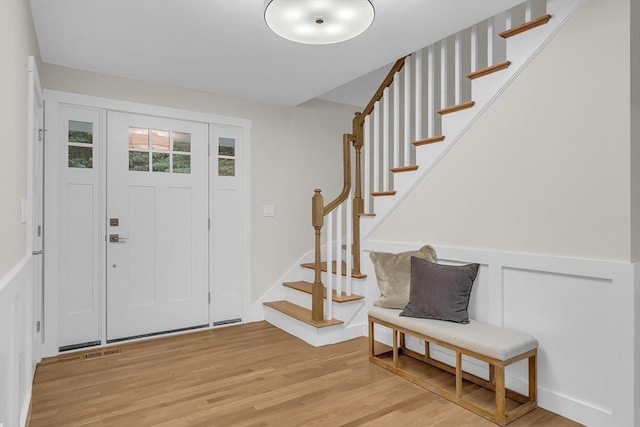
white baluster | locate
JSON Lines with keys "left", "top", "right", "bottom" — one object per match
{"left": 427, "top": 45, "right": 435, "bottom": 138}
{"left": 363, "top": 115, "right": 371, "bottom": 213}
{"left": 393, "top": 70, "right": 400, "bottom": 168}
{"left": 414, "top": 49, "right": 423, "bottom": 141}
{"left": 525, "top": 0, "right": 532, "bottom": 22}
{"left": 373, "top": 101, "right": 380, "bottom": 194}
{"left": 470, "top": 25, "right": 478, "bottom": 73}
{"left": 335, "top": 204, "right": 342, "bottom": 297}
{"left": 382, "top": 86, "right": 390, "bottom": 190}
{"left": 326, "top": 211, "right": 333, "bottom": 320}
{"left": 403, "top": 54, "right": 411, "bottom": 164}
{"left": 454, "top": 32, "right": 462, "bottom": 105}
{"left": 487, "top": 18, "right": 494, "bottom": 67}
{"left": 440, "top": 40, "right": 448, "bottom": 109}
{"left": 346, "top": 191, "right": 352, "bottom": 296}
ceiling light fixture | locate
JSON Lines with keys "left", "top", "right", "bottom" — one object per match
{"left": 264, "top": 0, "right": 375, "bottom": 45}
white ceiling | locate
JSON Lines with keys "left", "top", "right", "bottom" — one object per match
{"left": 29, "top": 0, "right": 522, "bottom": 108}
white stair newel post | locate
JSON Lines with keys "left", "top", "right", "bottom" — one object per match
{"left": 393, "top": 70, "right": 400, "bottom": 168}
{"left": 346, "top": 190, "right": 353, "bottom": 296}
{"left": 427, "top": 45, "right": 435, "bottom": 138}
{"left": 382, "top": 87, "right": 390, "bottom": 191}
{"left": 414, "top": 49, "right": 423, "bottom": 142}
{"left": 335, "top": 204, "right": 343, "bottom": 297}
{"left": 326, "top": 211, "right": 333, "bottom": 320}
{"left": 403, "top": 54, "right": 411, "bottom": 165}
{"left": 363, "top": 115, "right": 371, "bottom": 213}
{"left": 373, "top": 101, "right": 380, "bottom": 194}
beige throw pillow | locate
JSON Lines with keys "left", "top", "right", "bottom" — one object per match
{"left": 369, "top": 245, "right": 437, "bottom": 309}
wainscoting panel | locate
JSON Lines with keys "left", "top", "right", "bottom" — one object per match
{"left": 0, "top": 256, "right": 38, "bottom": 427}
{"left": 362, "top": 240, "right": 638, "bottom": 427}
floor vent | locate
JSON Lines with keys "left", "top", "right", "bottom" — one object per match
{"left": 82, "top": 348, "right": 122, "bottom": 360}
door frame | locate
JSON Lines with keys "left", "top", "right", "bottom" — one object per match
{"left": 43, "top": 90, "right": 252, "bottom": 357}
{"left": 27, "top": 56, "right": 44, "bottom": 367}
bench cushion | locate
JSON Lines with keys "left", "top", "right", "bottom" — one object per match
{"left": 369, "top": 306, "right": 538, "bottom": 361}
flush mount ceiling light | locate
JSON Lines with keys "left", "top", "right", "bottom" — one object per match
{"left": 264, "top": 0, "right": 375, "bottom": 45}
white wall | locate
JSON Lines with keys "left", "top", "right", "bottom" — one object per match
{"left": 632, "top": 0, "right": 640, "bottom": 263}
{"left": 371, "top": 0, "right": 633, "bottom": 262}
{"left": 0, "top": 0, "right": 41, "bottom": 276}
{"left": 41, "top": 65, "right": 355, "bottom": 303}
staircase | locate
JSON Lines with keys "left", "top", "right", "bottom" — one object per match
{"left": 263, "top": 0, "right": 583, "bottom": 346}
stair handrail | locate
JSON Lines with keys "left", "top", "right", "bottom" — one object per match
{"left": 311, "top": 133, "right": 352, "bottom": 321}
{"left": 349, "top": 57, "right": 407, "bottom": 277}
{"left": 311, "top": 58, "right": 408, "bottom": 322}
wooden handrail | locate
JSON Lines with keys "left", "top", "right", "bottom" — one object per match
{"left": 356, "top": 57, "right": 407, "bottom": 127}
{"left": 322, "top": 133, "right": 353, "bottom": 216}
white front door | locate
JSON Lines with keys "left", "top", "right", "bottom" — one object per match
{"left": 106, "top": 112, "right": 209, "bottom": 341}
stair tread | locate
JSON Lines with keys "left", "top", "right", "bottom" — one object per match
{"left": 466, "top": 61, "right": 511, "bottom": 80}
{"left": 283, "top": 281, "right": 364, "bottom": 303}
{"left": 359, "top": 213, "right": 376, "bottom": 217}
{"left": 300, "top": 261, "right": 367, "bottom": 279}
{"left": 371, "top": 190, "right": 396, "bottom": 197}
{"left": 499, "top": 14, "right": 551, "bottom": 39}
{"left": 413, "top": 135, "right": 445, "bottom": 146}
{"left": 263, "top": 301, "right": 344, "bottom": 328}
{"left": 390, "top": 165, "right": 418, "bottom": 173}
{"left": 438, "top": 101, "right": 475, "bottom": 115}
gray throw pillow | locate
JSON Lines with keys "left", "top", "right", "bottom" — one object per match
{"left": 400, "top": 257, "right": 479, "bottom": 324}
{"left": 369, "top": 245, "right": 437, "bottom": 309}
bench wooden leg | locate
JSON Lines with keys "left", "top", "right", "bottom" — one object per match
{"left": 529, "top": 353, "right": 537, "bottom": 401}
{"left": 369, "top": 317, "right": 375, "bottom": 357}
{"left": 495, "top": 364, "right": 506, "bottom": 425}
{"left": 392, "top": 328, "right": 399, "bottom": 367}
{"left": 455, "top": 352, "right": 463, "bottom": 398}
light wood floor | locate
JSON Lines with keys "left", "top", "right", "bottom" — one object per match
{"left": 29, "top": 322, "right": 581, "bottom": 426}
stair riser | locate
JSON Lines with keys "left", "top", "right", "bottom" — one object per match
{"left": 299, "top": 270, "right": 367, "bottom": 295}
{"left": 264, "top": 306, "right": 366, "bottom": 347}
{"left": 283, "top": 287, "right": 366, "bottom": 322}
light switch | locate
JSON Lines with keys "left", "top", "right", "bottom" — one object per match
{"left": 263, "top": 204, "right": 275, "bottom": 217}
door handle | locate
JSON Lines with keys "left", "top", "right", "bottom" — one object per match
{"left": 109, "top": 234, "right": 128, "bottom": 243}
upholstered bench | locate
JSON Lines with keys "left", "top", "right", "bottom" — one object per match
{"left": 368, "top": 305, "right": 538, "bottom": 426}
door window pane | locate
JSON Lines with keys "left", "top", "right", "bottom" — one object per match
{"left": 129, "top": 151, "right": 149, "bottom": 171}
{"left": 173, "top": 154, "right": 191, "bottom": 174}
{"left": 152, "top": 153, "right": 170, "bottom": 172}
{"left": 69, "top": 146, "right": 93, "bottom": 168}
{"left": 69, "top": 121, "right": 93, "bottom": 144}
{"left": 151, "top": 130, "right": 170, "bottom": 151}
{"left": 129, "top": 128, "right": 149, "bottom": 149}
{"left": 173, "top": 132, "right": 191, "bottom": 152}
{"left": 219, "top": 138, "right": 235, "bottom": 156}
{"left": 218, "top": 158, "right": 234, "bottom": 176}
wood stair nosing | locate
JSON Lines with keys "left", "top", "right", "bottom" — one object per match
{"left": 371, "top": 191, "right": 397, "bottom": 197}
{"left": 300, "top": 261, "right": 367, "bottom": 279}
{"left": 390, "top": 165, "right": 418, "bottom": 173}
{"left": 283, "top": 281, "right": 364, "bottom": 303}
{"left": 263, "top": 301, "right": 344, "bottom": 328}
{"left": 437, "top": 101, "right": 475, "bottom": 116}
{"left": 358, "top": 212, "right": 376, "bottom": 217}
{"left": 466, "top": 61, "right": 512, "bottom": 80}
{"left": 413, "top": 135, "right": 445, "bottom": 146}
{"left": 499, "top": 14, "right": 552, "bottom": 39}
